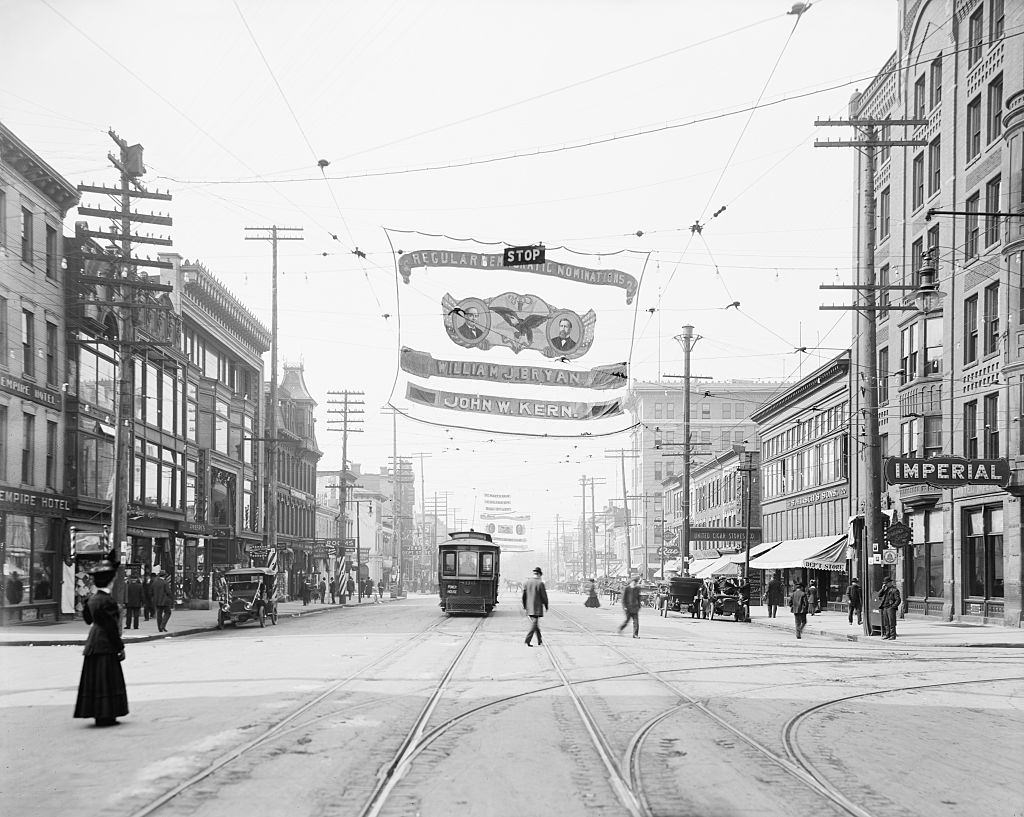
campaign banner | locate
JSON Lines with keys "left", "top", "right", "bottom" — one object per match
{"left": 406, "top": 383, "right": 622, "bottom": 421}
{"left": 398, "top": 249, "right": 639, "bottom": 304}
{"left": 387, "top": 230, "right": 646, "bottom": 436}
{"left": 400, "top": 348, "right": 626, "bottom": 390}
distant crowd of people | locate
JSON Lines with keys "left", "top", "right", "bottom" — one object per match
{"left": 295, "top": 573, "right": 386, "bottom": 605}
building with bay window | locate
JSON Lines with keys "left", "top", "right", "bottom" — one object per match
{"left": 0, "top": 122, "right": 79, "bottom": 624}
{"left": 850, "top": 0, "right": 1023, "bottom": 626}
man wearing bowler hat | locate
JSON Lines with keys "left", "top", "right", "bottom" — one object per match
{"left": 521, "top": 567, "right": 548, "bottom": 647}
{"left": 877, "top": 574, "right": 902, "bottom": 640}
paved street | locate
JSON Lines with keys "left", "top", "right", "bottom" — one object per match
{"left": 3, "top": 592, "right": 1021, "bottom": 817}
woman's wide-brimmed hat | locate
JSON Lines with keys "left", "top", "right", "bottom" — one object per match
{"left": 88, "top": 559, "right": 118, "bottom": 575}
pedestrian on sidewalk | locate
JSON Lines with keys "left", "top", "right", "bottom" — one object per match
{"left": 301, "top": 576, "right": 311, "bottom": 606}
{"left": 764, "top": 571, "right": 783, "bottom": 618}
{"left": 522, "top": 567, "right": 548, "bottom": 646}
{"left": 150, "top": 570, "right": 174, "bottom": 632}
{"left": 618, "top": 576, "right": 641, "bottom": 638}
{"left": 329, "top": 576, "right": 337, "bottom": 605}
{"left": 142, "top": 574, "right": 154, "bottom": 622}
{"left": 877, "top": 575, "right": 902, "bottom": 639}
{"left": 377, "top": 580, "right": 384, "bottom": 601}
{"left": 318, "top": 577, "right": 327, "bottom": 605}
{"left": 73, "top": 559, "right": 128, "bottom": 727}
{"left": 124, "top": 575, "right": 143, "bottom": 630}
{"left": 789, "top": 581, "right": 809, "bottom": 639}
{"left": 346, "top": 575, "right": 355, "bottom": 602}
{"left": 846, "top": 577, "right": 862, "bottom": 625}
{"left": 806, "top": 579, "right": 819, "bottom": 615}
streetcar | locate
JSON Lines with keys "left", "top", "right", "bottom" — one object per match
{"left": 437, "top": 530, "right": 501, "bottom": 615}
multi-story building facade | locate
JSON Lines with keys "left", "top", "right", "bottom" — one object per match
{"left": 267, "top": 364, "right": 322, "bottom": 598}
{"left": 0, "top": 122, "right": 79, "bottom": 624}
{"left": 749, "top": 353, "right": 853, "bottom": 607}
{"left": 628, "top": 379, "right": 779, "bottom": 577}
{"left": 665, "top": 448, "right": 762, "bottom": 562}
{"left": 60, "top": 244, "right": 269, "bottom": 613}
{"left": 851, "top": 0, "right": 1022, "bottom": 626}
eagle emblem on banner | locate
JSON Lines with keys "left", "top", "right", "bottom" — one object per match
{"left": 442, "top": 292, "right": 596, "bottom": 359}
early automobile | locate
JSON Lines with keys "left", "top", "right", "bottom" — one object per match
{"left": 217, "top": 567, "right": 280, "bottom": 629}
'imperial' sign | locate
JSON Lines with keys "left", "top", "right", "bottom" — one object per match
{"left": 884, "top": 456, "right": 1011, "bottom": 488}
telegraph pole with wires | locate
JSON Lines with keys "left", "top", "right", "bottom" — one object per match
{"left": 75, "top": 131, "right": 174, "bottom": 572}
{"left": 665, "top": 326, "right": 716, "bottom": 576}
{"left": 604, "top": 448, "right": 638, "bottom": 575}
{"left": 326, "top": 390, "right": 364, "bottom": 564}
{"left": 409, "top": 452, "right": 434, "bottom": 585}
{"left": 816, "top": 111, "right": 926, "bottom": 637}
{"left": 588, "top": 477, "right": 606, "bottom": 578}
{"left": 245, "top": 226, "right": 303, "bottom": 562}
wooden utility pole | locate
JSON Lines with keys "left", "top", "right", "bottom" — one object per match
{"left": 326, "top": 390, "right": 365, "bottom": 571}
{"left": 579, "top": 475, "right": 588, "bottom": 580}
{"left": 409, "top": 452, "right": 433, "bottom": 585}
{"left": 816, "top": 112, "right": 926, "bottom": 637}
{"left": 245, "top": 226, "right": 303, "bottom": 564}
{"left": 76, "top": 131, "right": 174, "bottom": 574}
{"left": 604, "top": 448, "right": 639, "bottom": 574}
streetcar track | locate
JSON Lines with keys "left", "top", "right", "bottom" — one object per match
{"left": 552, "top": 606, "right": 1022, "bottom": 817}
{"left": 121, "top": 615, "right": 451, "bottom": 817}
{"left": 355, "top": 617, "right": 485, "bottom": 817}
{"left": 544, "top": 642, "right": 650, "bottom": 817}
{"left": 779, "top": 674, "right": 1024, "bottom": 814}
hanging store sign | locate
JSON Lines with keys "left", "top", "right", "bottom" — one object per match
{"left": 884, "top": 456, "right": 1011, "bottom": 488}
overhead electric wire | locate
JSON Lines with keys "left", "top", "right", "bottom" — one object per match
{"left": 334, "top": 11, "right": 784, "bottom": 163}
{"left": 698, "top": 6, "right": 805, "bottom": 220}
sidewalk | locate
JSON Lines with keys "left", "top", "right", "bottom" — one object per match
{"left": 0, "top": 595, "right": 400, "bottom": 647}
{"left": 744, "top": 608, "right": 1024, "bottom": 648}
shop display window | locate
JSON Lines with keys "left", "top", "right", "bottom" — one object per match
{"left": 965, "top": 505, "right": 1003, "bottom": 599}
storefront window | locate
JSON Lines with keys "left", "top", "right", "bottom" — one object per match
{"left": 186, "top": 383, "right": 198, "bottom": 442}
{"left": 215, "top": 400, "right": 229, "bottom": 454}
{"left": 965, "top": 505, "right": 1003, "bottom": 598}
{"left": 3, "top": 515, "right": 31, "bottom": 605}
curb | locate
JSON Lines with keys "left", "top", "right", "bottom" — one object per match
{"left": 0, "top": 597, "right": 402, "bottom": 648}
{"left": 745, "top": 616, "right": 1024, "bottom": 649}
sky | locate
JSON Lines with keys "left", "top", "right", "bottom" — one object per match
{"left": 2, "top": 0, "right": 899, "bottom": 548}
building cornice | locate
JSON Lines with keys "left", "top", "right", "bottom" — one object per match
{"left": 181, "top": 261, "right": 271, "bottom": 354}
{"left": 0, "top": 122, "right": 79, "bottom": 213}
{"left": 750, "top": 352, "right": 850, "bottom": 423}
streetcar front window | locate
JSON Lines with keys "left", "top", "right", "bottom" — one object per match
{"left": 480, "top": 553, "right": 493, "bottom": 576}
{"left": 442, "top": 552, "right": 457, "bottom": 575}
{"left": 457, "top": 551, "right": 479, "bottom": 576}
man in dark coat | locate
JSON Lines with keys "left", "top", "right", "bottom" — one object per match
{"left": 142, "top": 574, "right": 154, "bottom": 621}
{"left": 877, "top": 575, "right": 902, "bottom": 639}
{"left": 789, "top": 581, "right": 809, "bottom": 639}
{"left": 618, "top": 576, "right": 642, "bottom": 638}
{"left": 124, "top": 576, "right": 144, "bottom": 630}
{"left": 521, "top": 567, "right": 549, "bottom": 646}
{"left": 150, "top": 571, "right": 173, "bottom": 633}
{"left": 846, "top": 577, "right": 863, "bottom": 625}
{"left": 764, "top": 572, "right": 784, "bottom": 618}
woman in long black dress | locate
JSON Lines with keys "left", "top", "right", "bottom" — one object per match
{"left": 74, "top": 559, "right": 128, "bottom": 727}
{"left": 584, "top": 578, "right": 601, "bottom": 608}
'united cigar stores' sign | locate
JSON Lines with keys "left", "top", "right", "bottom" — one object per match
{"left": 884, "top": 456, "right": 1011, "bottom": 488}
